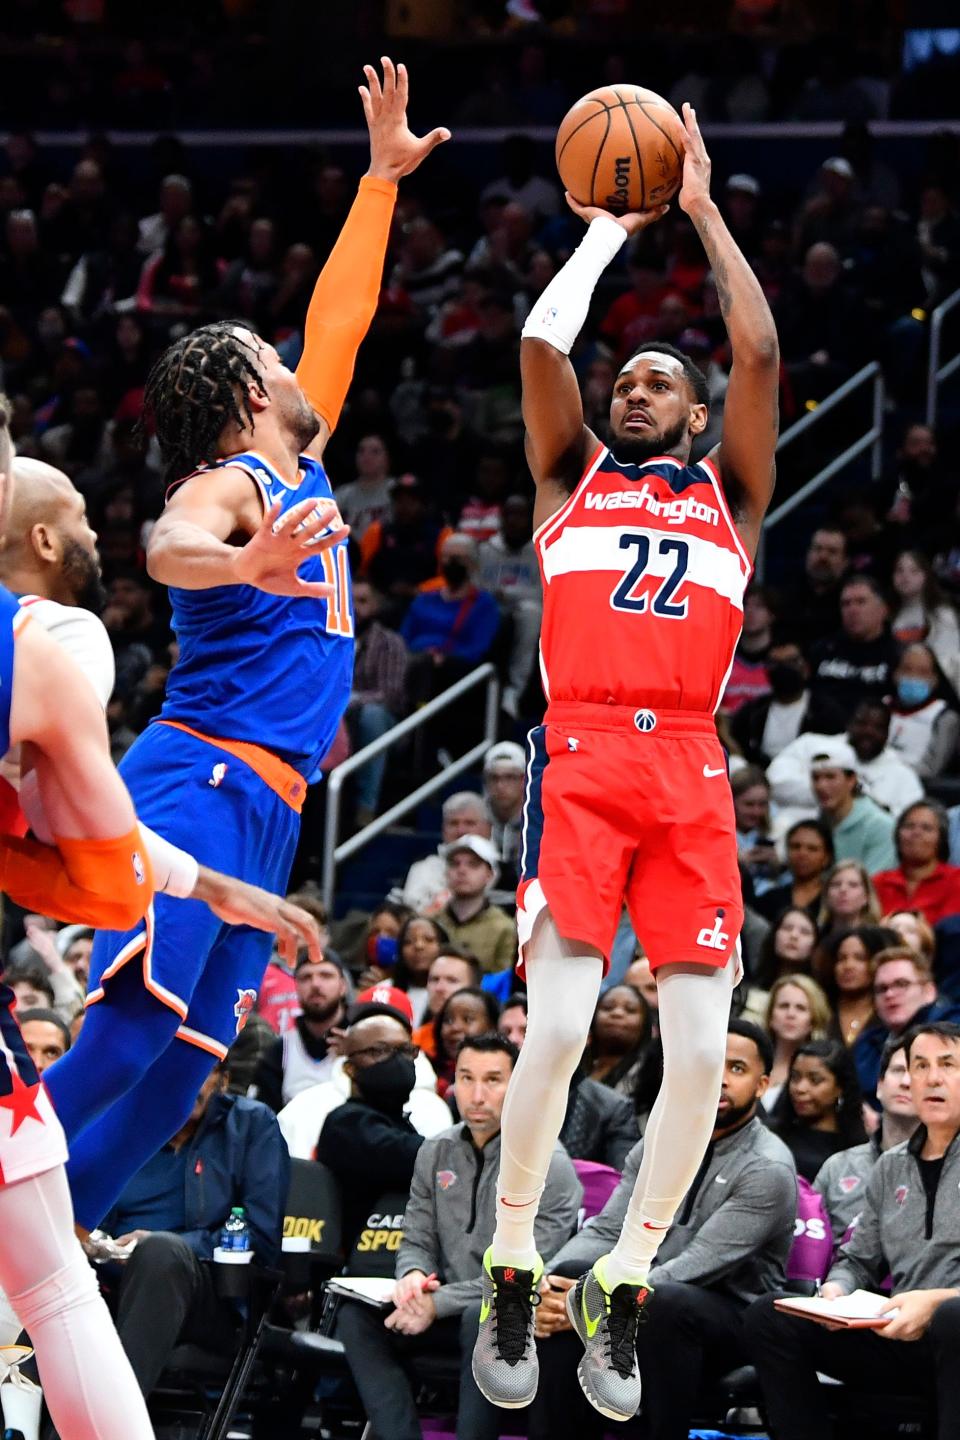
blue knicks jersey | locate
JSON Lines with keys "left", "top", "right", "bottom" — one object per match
{"left": 159, "top": 450, "right": 353, "bottom": 780}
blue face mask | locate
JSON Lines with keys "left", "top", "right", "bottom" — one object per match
{"left": 897, "top": 677, "right": 933, "bottom": 706}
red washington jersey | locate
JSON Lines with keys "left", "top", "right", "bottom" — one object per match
{"left": 535, "top": 446, "right": 752, "bottom": 714}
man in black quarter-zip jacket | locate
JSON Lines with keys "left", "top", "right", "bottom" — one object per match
{"left": 334, "top": 1033, "right": 581, "bottom": 1440}
{"left": 746, "top": 1019, "right": 960, "bottom": 1440}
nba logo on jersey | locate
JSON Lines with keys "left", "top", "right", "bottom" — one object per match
{"left": 633, "top": 709, "right": 657, "bottom": 733}
{"left": 234, "top": 987, "right": 257, "bottom": 1035}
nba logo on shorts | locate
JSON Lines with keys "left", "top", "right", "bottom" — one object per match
{"left": 633, "top": 709, "right": 657, "bottom": 733}
{"left": 234, "top": 988, "right": 257, "bottom": 1035}
{"left": 209, "top": 762, "right": 227, "bottom": 788}
{"left": 132, "top": 851, "right": 145, "bottom": 885}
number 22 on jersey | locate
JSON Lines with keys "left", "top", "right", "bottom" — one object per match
{"left": 611, "top": 532, "right": 690, "bottom": 618}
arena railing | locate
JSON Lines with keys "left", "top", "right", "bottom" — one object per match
{"left": 321, "top": 662, "right": 500, "bottom": 911}
{"left": 755, "top": 360, "right": 885, "bottom": 580}
{"left": 926, "top": 285, "right": 960, "bottom": 429}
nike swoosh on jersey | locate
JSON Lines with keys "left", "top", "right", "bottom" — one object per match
{"left": 702, "top": 765, "right": 726, "bottom": 778}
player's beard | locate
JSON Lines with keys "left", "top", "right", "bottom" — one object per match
{"left": 61, "top": 538, "right": 108, "bottom": 614}
{"left": 610, "top": 413, "right": 690, "bottom": 466}
{"left": 290, "top": 393, "right": 322, "bottom": 453}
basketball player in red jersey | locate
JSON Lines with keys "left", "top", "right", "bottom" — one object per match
{"left": 472, "top": 106, "right": 780, "bottom": 1420}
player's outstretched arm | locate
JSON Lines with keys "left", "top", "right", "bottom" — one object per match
{"left": 521, "top": 194, "right": 667, "bottom": 523}
{"left": 192, "top": 869, "right": 322, "bottom": 964}
{"left": 678, "top": 104, "right": 779, "bottom": 551}
{"left": 297, "top": 57, "right": 450, "bottom": 458}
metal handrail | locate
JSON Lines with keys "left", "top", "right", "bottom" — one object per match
{"left": 755, "top": 362, "right": 885, "bottom": 578}
{"left": 926, "top": 287, "right": 960, "bottom": 429}
{"left": 322, "top": 662, "right": 500, "bottom": 911}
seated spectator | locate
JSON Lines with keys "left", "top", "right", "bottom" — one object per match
{"left": 756, "top": 820, "right": 835, "bottom": 922}
{"left": 731, "top": 639, "right": 846, "bottom": 766}
{"left": 483, "top": 740, "right": 526, "bottom": 887}
{"left": 356, "top": 900, "right": 413, "bottom": 987}
{"left": 809, "top": 575, "right": 901, "bottom": 726}
{"left": 814, "top": 1035, "right": 918, "bottom": 1244}
{"left": 732, "top": 766, "right": 781, "bottom": 894}
{"left": 531, "top": 1022, "right": 796, "bottom": 1440}
{"left": 854, "top": 945, "right": 960, "bottom": 1101}
{"left": 277, "top": 989, "right": 451, "bottom": 1159}
{"left": 623, "top": 953, "right": 660, "bottom": 1028}
{"left": 362, "top": 475, "right": 451, "bottom": 612}
{"left": 583, "top": 984, "right": 652, "bottom": 1099}
{"left": 768, "top": 1039, "right": 868, "bottom": 1181}
{"left": 884, "top": 907, "right": 937, "bottom": 966}
{"left": 334, "top": 1033, "right": 581, "bottom": 1440}
{"left": 249, "top": 953, "right": 348, "bottom": 1112}
{"left": 401, "top": 790, "right": 491, "bottom": 917}
{"left": 818, "top": 859, "right": 882, "bottom": 936}
{"left": 435, "top": 835, "right": 517, "bottom": 974}
{"left": 57, "top": 924, "right": 93, "bottom": 994}
{"left": 497, "top": 993, "right": 528, "bottom": 1049}
{"left": 401, "top": 534, "right": 501, "bottom": 712}
{"left": 811, "top": 739, "right": 896, "bottom": 874}
{"left": 767, "top": 703, "right": 923, "bottom": 824}
{"left": 889, "top": 643, "right": 960, "bottom": 779}
{"left": 753, "top": 906, "right": 820, "bottom": 991}
{"left": 6, "top": 965, "right": 55, "bottom": 1013}
{"left": 411, "top": 947, "right": 481, "bottom": 1059}
{"left": 891, "top": 549, "right": 960, "bottom": 675}
{"left": 135, "top": 214, "right": 222, "bottom": 321}
{"left": 346, "top": 578, "right": 409, "bottom": 827}
{"left": 390, "top": 216, "right": 464, "bottom": 321}
{"left": 783, "top": 526, "right": 849, "bottom": 654}
{"left": 391, "top": 916, "right": 449, "bottom": 1026}
{"left": 477, "top": 493, "right": 541, "bottom": 715}
{"left": 777, "top": 240, "right": 863, "bottom": 402}
{"left": 431, "top": 986, "right": 501, "bottom": 1099}
{"left": 746, "top": 1023, "right": 960, "bottom": 1440}
{"left": 334, "top": 433, "right": 395, "bottom": 541}
{"left": 17, "top": 1007, "right": 70, "bottom": 1072}
{"left": 99, "top": 1062, "right": 289, "bottom": 1399}
{"left": 316, "top": 1011, "right": 426, "bottom": 1248}
{"left": 874, "top": 802, "right": 960, "bottom": 925}
{"left": 763, "top": 974, "right": 833, "bottom": 1112}
{"left": 720, "top": 584, "right": 776, "bottom": 716}
{"left": 815, "top": 925, "right": 899, "bottom": 1047}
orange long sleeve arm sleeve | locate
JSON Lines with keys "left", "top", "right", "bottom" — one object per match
{"left": 0, "top": 827, "right": 155, "bottom": 931}
{"left": 296, "top": 175, "right": 398, "bottom": 434}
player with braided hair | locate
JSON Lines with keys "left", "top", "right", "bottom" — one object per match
{"left": 40, "top": 57, "right": 450, "bottom": 1244}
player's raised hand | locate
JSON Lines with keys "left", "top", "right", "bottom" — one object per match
{"left": 231, "top": 495, "right": 348, "bottom": 599}
{"left": 564, "top": 191, "right": 669, "bottom": 236}
{"left": 678, "top": 103, "right": 712, "bottom": 216}
{"left": 361, "top": 56, "right": 451, "bottom": 183}
{"left": 193, "top": 868, "right": 323, "bottom": 964}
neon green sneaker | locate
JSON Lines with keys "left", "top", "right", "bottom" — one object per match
{"left": 471, "top": 1247, "right": 542, "bottom": 1408}
{"left": 565, "top": 1256, "right": 651, "bottom": 1421}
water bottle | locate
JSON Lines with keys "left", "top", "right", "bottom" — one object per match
{"left": 219, "top": 1206, "right": 251, "bottom": 1255}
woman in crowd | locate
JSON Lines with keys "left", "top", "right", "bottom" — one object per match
{"left": 582, "top": 983, "right": 652, "bottom": 1097}
{"left": 815, "top": 924, "right": 899, "bottom": 1046}
{"left": 769, "top": 1040, "right": 867, "bottom": 1181}
{"left": 762, "top": 974, "right": 832, "bottom": 1112}
{"left": 390, "top": 915, "right": 449, "bottom": 1025}
{"left": 431, "top": 986, "right": 500, "bottom": 1099}
{"left": 891, "top": 549, "right": 960, "bottom": 674}
{"left": 732, "top": 765, "right": 781, "bottom": 895}
{"left": 136, "top": 213, "right": 223, "bottom": 321}
{"left": 753, "top": 906, "right": 820, "bottom": 991}
{"left": 873, "top": 801, "right": 960, "bottom": 924}
{"left": 755, "top": 819, "right": 835, "bottom": 922}
{"left": 356, "top": 899, "right": 414, "bottom": 988}
{"left": 888, "top": 642, "right": 960, "bottom": 779}
{"left": 883, "top": 907, "right": 937, "bottom": 964}
{"left": 818, "top": 859, "right": 882, "bottom": 937}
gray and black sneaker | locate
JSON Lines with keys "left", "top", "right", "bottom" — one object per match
{"left": 565, "top": 1256, "right": 651, "bottom": 1421}
{"left": 471, "top": 1247, "right": 542, "bottom": 1409}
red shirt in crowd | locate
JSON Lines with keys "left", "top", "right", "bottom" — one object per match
{"left": 872, "top": 863, "right": 960, "bottom": 926}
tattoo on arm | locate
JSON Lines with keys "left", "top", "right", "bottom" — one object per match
{"left": 694, "top": 214, "right": 732, "bottom": 319}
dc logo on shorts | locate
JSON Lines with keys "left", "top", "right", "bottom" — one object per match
{"left": 633, "top": 709, "right": 657, "bottom": 733}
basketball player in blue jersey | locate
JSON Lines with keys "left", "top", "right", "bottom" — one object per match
{"left": 41, "top": 57, "right": 451, "bottom": 1241}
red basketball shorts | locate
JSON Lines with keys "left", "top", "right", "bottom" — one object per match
{"left": 516, "top": 702, "right": 744, "bottom": 972}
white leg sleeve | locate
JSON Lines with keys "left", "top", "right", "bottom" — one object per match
{"left": 491, "top": 917, "right": 603, "bottom": 1269}
{"left": 0, "top": 1166, "right": 154, "bottom": 1440}
{"left": 605, "top": 961, "right": 733, "bottom": 1288}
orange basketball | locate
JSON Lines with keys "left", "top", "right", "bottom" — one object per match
{"left": 555, "top": 86, "right": 686, "bottom": 214}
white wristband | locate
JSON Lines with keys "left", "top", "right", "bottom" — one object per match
{"left": 139, "top": 823, "right": 200, "bottom": 900}
{"left": 521, "top": 215, "right": 628, "bottom": 354}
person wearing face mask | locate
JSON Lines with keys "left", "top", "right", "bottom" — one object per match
{"left": 888, "top": 642, "right": 960, "bottom": 781}
{"left": 731, "top": 640, "right": 847, "bottom": 767}
{"left": 316, "top": 1010, "right": 427, "bottom": 1248}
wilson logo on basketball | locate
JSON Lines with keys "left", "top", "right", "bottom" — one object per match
{"left": 606, "top": 155, "right": 631, "bottom": 210}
